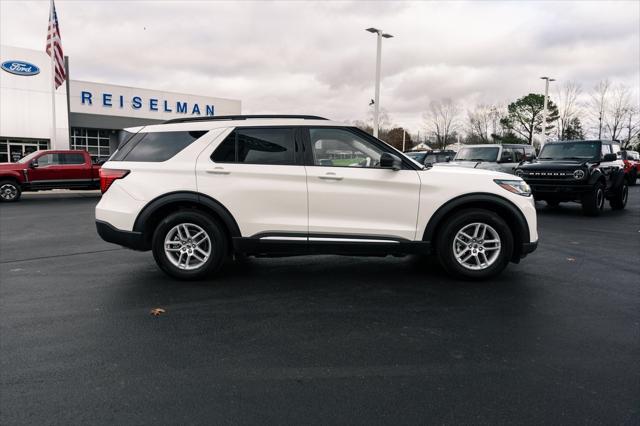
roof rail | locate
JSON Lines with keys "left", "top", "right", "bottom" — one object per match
{"left": 163, "top": 114, "right": 329, "bottom": 124}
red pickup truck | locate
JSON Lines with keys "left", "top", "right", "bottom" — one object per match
{"left": 0, "top": 150, "right": 101, "bottom": 202}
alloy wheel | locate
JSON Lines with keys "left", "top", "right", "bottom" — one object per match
{"left": 452, "top": 222, "right": 502, "bottom": 271}
{"left": 0, "top": 184, "right": 17, "bottom": 201}
{"left": 163, "top": 223, "right": 212, "bottom": 270}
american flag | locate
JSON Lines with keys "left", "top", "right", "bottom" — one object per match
{"left": 46, "top": 0, "right": 66, "bottom": 89}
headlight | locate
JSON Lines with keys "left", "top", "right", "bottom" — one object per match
{"left": 494, "top": 179, "right": 531, "bottom": 196}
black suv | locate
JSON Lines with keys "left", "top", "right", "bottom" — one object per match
{"left": 405, "top": 149, "right": 456, "bottom": 165}
{"left": 515, "top": 140, "right": 628, "bottom": 216}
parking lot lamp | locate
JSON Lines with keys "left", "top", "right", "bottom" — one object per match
{"left": 540, "top": 76, "right": 555, "bottom": 147}
{"left": 366, "top": 28, "right": 393, "bottom": 138}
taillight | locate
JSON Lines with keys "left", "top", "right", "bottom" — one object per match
{"left": 99, "top": 168, "right": 129, "bottom": 193}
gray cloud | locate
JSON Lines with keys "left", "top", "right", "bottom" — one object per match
{"left": 1, "top": 0, "right": 638, "bottom": 133}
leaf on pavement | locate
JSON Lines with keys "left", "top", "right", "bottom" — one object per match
{"left": 150, "top": 308, "right": 166, "bottom": 316}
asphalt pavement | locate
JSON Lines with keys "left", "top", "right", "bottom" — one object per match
{"left": 1, "top": 189, "right": 639, "bottom": 425}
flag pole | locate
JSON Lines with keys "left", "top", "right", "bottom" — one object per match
{"left": 49, "top": 0, "right": 57, "bottom": 147}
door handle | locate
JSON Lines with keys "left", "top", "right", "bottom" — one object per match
{"left": 318, "top": 173, "right": 343, "bottom": 181}
{"left": 206, "top": 167, "right": 230, "bottom": 175}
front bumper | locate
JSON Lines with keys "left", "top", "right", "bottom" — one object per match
{"left": 96, "top": 220, "right": 148, "bottom": 251}
{"left": 527, "top": 182, "right": 593, "bottom": 195}
{"left": 521, "top": 240, "right": 538, "bottom": 256}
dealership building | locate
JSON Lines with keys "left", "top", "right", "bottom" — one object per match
{"left": 0, "top": 45, "right": 241, "bottom": 163}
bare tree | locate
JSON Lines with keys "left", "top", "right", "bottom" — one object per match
{"left": 623, "top": 107, "right": 640, "bottom": 148}
{"left": 556, "top": 81, "right": 582, "bottom": 140}
{"left": 605, "top": 84, "right": 633, "bottom": 141}
{"left": 423, "top": 99, "right": 460, "bottom": 149}
{"left": 467, "top": 104, "right": 493, "bottom": 143}
{"left": 590, "top": 79, "right": 610, "bottom": 139}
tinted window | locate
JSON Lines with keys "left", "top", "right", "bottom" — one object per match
{"left": 455, "top": 147, "right": 499, "bottom": 161}
{"left": 405, "top": 152, "right": 426, "bottom": 163}
{"left": 61, "top": 153, "right": 85, "bottom": 164}
{"left": 211, "top": 128, "right": 296, "bottom": 165}
{"left": 512, "top": 148, "right": 525, "bottom": 162}
{"left": 309, "top": 128, "right": 384, "bottom": 168}
{"left": 539, "top": 142, "right": 600, "bottom": 160}
{"left": 119, "top": 131, "right": 207, "bottom": 162}
{"left": 500, "top": 147, "right": 516, "bottom": 162}
{"left": 211, "top": 132, "right": 235, "bottom": 162}
{"left": 37, "top": 153, "right": 60, "bottom": 166}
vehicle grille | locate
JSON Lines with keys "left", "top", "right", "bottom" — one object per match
{"left": 520, "top": 170, "right": 578, "bottom": 180}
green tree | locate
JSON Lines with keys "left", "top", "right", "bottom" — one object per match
{"left": 562, "top": 117, "right": 585, "bottom": 140}
{"left": 500, "top": 93, "right": 559, "bottom": 144}
{"left": 385, "top": 127, "right": 413, "bottom": 150}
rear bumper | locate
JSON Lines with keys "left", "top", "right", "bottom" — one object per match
{"left": 96, "top": 220, "right": 147, "bottom": 251}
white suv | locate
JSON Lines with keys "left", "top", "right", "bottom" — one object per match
{"left": 95, "top": 115, "right": 538, "bottom": 280}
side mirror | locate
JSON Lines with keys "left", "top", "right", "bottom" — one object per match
{"left": 380, "top": 152, "right": 402, "bottom": 171}
{"left": 603, "top": 153, "right": 617, "bottom": 162}
{"left": 445, "top": 156, "right": 451, "bottom": 162}
{"left": 30, "top": 160, "right": 39, "bottom": 168}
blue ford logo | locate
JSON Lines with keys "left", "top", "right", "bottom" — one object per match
{"left": 1, "top": 60, "right": 41, "bottom": 76}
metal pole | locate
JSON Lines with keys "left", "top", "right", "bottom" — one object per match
{"left": 402, "top": 129, "right": 406, "bottom": 151}
{"left": 64, "top": 56, "right": 71, "bottom": 145}
{"left": 373, "top": 31, "right": 382, "bottom": 138}
{"left": 541, "top": 78, "right": 549, "bottom": 147}
{"left": 49, "top": 0, "right": 57, "bottom": 147}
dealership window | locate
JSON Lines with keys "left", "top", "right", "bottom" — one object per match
{"left": 0, "top": 138, "right": 49, "bottom": 163}
{"left": 70, "top": 128, "right": 111, "bottom": 163}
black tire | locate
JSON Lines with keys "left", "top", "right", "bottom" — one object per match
{"left": 0, "top": 180, "right": 21, "bottom": 202}
{"left": 435, "top": 208, "right": 514, "bottom": 280}
{"left": 609, "top": 182, "right": 628, "bottom": 210}
{"left": 581, "top": 181, "right": 605, "bottom": 216}
{"left": 151, "top": 210, "right": 228, "bottom": 280}
{"left": 546, "top": 199, "right": 560, "bottom": 208}
{"left": 627, "top": 169, "right": 637, "bottom": 186}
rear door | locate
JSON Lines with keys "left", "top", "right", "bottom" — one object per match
{"left": 196, "top": 127, "right": 308, "bottom": 238}
{"left": 303, "top": 127, "right": 421, "bottom": 240}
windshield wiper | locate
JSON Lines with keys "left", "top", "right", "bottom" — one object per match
{"left": 538, "top": 157, "right": 553, "bottom": 160}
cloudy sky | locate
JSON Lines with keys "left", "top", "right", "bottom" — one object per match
{"left": 1, "top": 0, "right": 638, "bottom": 133}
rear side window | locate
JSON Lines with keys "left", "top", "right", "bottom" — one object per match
{"left": 211, "top": 128, "right": 296, "bottom": 165}
{"left": 61, "top": 153, "right": 85, "bottom": 164}
{"left": 113, "top": 131, "right": 207, "bottom": 162}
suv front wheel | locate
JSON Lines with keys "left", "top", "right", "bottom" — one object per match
{"left": 152, "top": 210, "right": 228, "bottom": 280}
{"left": 581, "top": 181, "right": 605, "bottom": 216}
{"left": 436, "top": 209, "right": 514, "bottom": 280}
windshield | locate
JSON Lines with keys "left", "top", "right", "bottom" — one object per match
{"left": 538, "top": 142, "right": 600, "bottom": 161}
{"left": 405, "top": 152, "right": 426, "bottom": 163}
{"left": 455, "top": 147, "right": 499, "bottom": 162}
{"left": 17, "top": 151, "right": 42, "bottom": 163}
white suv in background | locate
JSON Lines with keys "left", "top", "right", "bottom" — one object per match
{"left": 95, "top": 115, "right": 538, "bottom": 280}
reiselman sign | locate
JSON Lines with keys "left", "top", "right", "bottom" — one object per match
{"left": 79, "top": 90, "right": 215, "bottom": 116}
{"left": 69, "top": 80, "right": 241, "bottom": 120}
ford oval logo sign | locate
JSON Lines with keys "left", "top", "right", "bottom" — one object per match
{"left": 1, "top": 60, "right": 41, "bottom": 76}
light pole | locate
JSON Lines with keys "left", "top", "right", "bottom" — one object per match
{"left": 366, "top": 27, "right": 393, "bottom": 138}
{"left": 540, "top": 76, "right": 555, "bottom": 147}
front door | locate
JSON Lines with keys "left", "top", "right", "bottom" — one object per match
{"left": 304, "top": 127, "right": 421, "bottom": 241}
{"left": 196, "top": 126, "right": 308, "bottom": 238}
{"left": 498, "top": 147, "right": 520, "bottom": 174}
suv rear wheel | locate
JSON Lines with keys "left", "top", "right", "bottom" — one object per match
{"left": 152, "top": 210, "right": 227, "bottom": 280}
{"left": 436, "top": 209, "right": 514, "bottom": 280}
{"left": 609, "top": 182, "right": 628, "bottom": 210}
{"left": 581, "top": 181, "right": 605, "bottom": 216}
